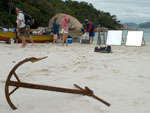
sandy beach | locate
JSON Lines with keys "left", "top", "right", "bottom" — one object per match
{"left": 0, "top": 42, "right": 150, "bottom": 113}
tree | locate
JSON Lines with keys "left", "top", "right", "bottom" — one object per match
{"left": 8, "top": 0, "right": 13, "bottom": 14}
{"left": 0, "top": 0, "right": 122, "bottom": 29}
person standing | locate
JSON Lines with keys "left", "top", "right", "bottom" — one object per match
{"left": 85, "top": 19, "right": 95, "bottom": 44}
{"left": 15, "top": 23, "right": 19, "bottom": 43}
{"left": 16, "top": 5, "right": 26, "bottom": 47}
{"left": 53, "top": 17, "right": 59, "bottom": 44}
{"left": 25, "top": 24, "right": 34, "bottom": 45}
{"left": 61, "top": 14, "right": 69, "bottom": 46}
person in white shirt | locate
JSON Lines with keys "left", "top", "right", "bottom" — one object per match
{"left": 16, "top": 5, "right": 26, "bottom": 47}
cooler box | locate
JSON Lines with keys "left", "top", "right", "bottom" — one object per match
{"left": 68, "top": 38, "right": 72, "bottom": 44}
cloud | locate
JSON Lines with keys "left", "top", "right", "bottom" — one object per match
{"left": 71, "top": 0, "right": 150, "bottom": 23}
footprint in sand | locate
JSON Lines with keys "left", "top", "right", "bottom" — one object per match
{"left": 132, "top": 99, "right": 145, "bottom": 106}
{"left": 138, "top": 75, "right": 144, "bottom": 78}
{"left": 12, "top": 61, "right": 16, "bottom": 63}
{"left": 47, "top": 51, "right": 51, "bottom": 54}
{"left": 0, "top": 80, "right": 5, "bottom": 84}
{"left": 85, "top": 76, "right": 101, "bottom": 80}
{"left": 94, "top": 106, "right": 105, "bottom": 113}
{"left": 74, "top": 70, "right": 77, "bottom": 72}
{"left": 61, "top": 66, "right": 68, "bottom": 69}
{"left": 0, "top": 80, "right": 5, "bottom": 88}
{"left": 90, "top": 67, "right": 94, "bottom": 70}
{"left": 138, "top": 75, "right": 150, "bottom": 80}
{"left": 112, "top": 69, "right": 119, "bottom": 73}
{"left": 145, "top": 91, "right": 150, "bottom": 94}
{"left": 74, "top": 61, "right": 81, "bottom": 65}
{"left": 103, "top": 64, "right": 107, "bottom": 68}
{"left": 40, "top": 69, "right": 49, "bottom": 73}
{"left": 7, "top": 52, "right": 12, "bottom": 55}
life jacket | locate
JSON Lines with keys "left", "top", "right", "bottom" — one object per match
{"left": 86, "top": 22, "right": 95, "bottom": 32}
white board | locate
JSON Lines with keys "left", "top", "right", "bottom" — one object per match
{"left": 106, "top": 30, "right": 123, "bottom": 45}
{"left": 126, "top": 31, "right": 144, "bottom": 46}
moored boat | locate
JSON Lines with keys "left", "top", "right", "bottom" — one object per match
{"left": 0, "top": 30, "right": 53, "bottom": 43}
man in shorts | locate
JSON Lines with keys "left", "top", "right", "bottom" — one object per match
{"left": 85, "top": 19, "right": 95, "bottom": 44}
{"left": 16, "top": 5, "right": 26, "bottom": 47}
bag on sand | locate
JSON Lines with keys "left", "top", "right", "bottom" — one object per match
{"left": 94, "top": 46, "right": 112, "bottom": 53}
{"left": 81, "top": 33, "right": 90, "bottom": 44}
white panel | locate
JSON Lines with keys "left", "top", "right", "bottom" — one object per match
{"left": 106, "top": 30, "right": 123, "bottom": 45}
{"left": 126, "top": 31, "right": 144, "bottom": 46}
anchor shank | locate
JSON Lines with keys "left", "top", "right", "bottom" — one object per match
{"left": 9, "top": 81, "right": 85, "bottom": 95}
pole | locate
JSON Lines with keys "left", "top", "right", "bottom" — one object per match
{"left": 97, "top": 24, "right": 101, "bottom": 45}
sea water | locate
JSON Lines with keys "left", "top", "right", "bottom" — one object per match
{"left": 137, "top": 28, "right": 150, "bottom": 42}
{"left": 94, "top": 28, "right": 150, "bottom": 42}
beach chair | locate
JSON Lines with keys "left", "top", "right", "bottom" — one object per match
{"left": 126, "top": 31, "right": 145, "bottom": 46}
{"left": 106, "top": 30, "right": 123, "bottom": 46}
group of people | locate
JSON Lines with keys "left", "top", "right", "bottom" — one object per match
{"left": 15, "top": 5, "right": 95, "bottom": 48}
{"left": 52, "top": 14, "right": 70, "bottom": 46}
{"left": 53, "top": 16, "right": 95, "bottom": 46}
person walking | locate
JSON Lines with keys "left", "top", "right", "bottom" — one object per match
{"left": 85, "top": 19, "right": 95, "bottom": 44}
{"left": 16, "top": 5, "right": 26, "bottom": 47}
{"left": 61, "top": 14, "right": 69, "bottom": 46}
{"left": 25, "top": 24, "right": 34, "bottom": 45}
{"left": 53, "top": 17, "right": 59, "bottom": 44}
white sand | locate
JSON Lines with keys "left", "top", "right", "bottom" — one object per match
{"left": 0, "top": 42, "right": 150, "bottom": 113}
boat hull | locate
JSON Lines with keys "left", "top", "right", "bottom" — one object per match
{"left": 0, "top": 31, "right": 53, "bottom": 43}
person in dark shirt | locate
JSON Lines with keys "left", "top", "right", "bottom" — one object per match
{"left": 85, "top": 19, "right": 95, "bottom": 44}
{"left": 53, "top": 17, "right": 59, "bottom": 44}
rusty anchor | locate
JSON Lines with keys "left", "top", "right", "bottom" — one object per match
{"left": 5, "top": 57, "right": 110, "bottom": 110}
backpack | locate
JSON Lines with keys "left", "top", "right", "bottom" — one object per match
{"left": 24, "top": 13, "right": 33, "bottom": 26}
{"left": 19, "top": 12, "right": 33, "bottom": 26}
{"left": 94, "top": 46, "right": 112, "bottom": 53}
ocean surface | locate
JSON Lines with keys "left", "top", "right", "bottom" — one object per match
{"left": 94, "top": 28, "right": 150, "bottom": 42}
{"left": 134, "top": 28, "right": 150, "bottom": 42}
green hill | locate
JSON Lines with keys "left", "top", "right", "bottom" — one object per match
{"left": 0, "top": 0, "right": 122, "bottom": 29}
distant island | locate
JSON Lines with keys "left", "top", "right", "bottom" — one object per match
{"left": 139, "top": 22, "right": 150, "bottom": 28}
{"left": 124, "top": 22, "right": 150, "bottom": 28}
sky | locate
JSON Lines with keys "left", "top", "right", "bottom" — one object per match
{"left": 69, "top": 0, "right": 150, "bottom": 24}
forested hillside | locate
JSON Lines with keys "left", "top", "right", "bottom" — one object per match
{"left": 0, "top": 0, "right": 122, "bottom": 29}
